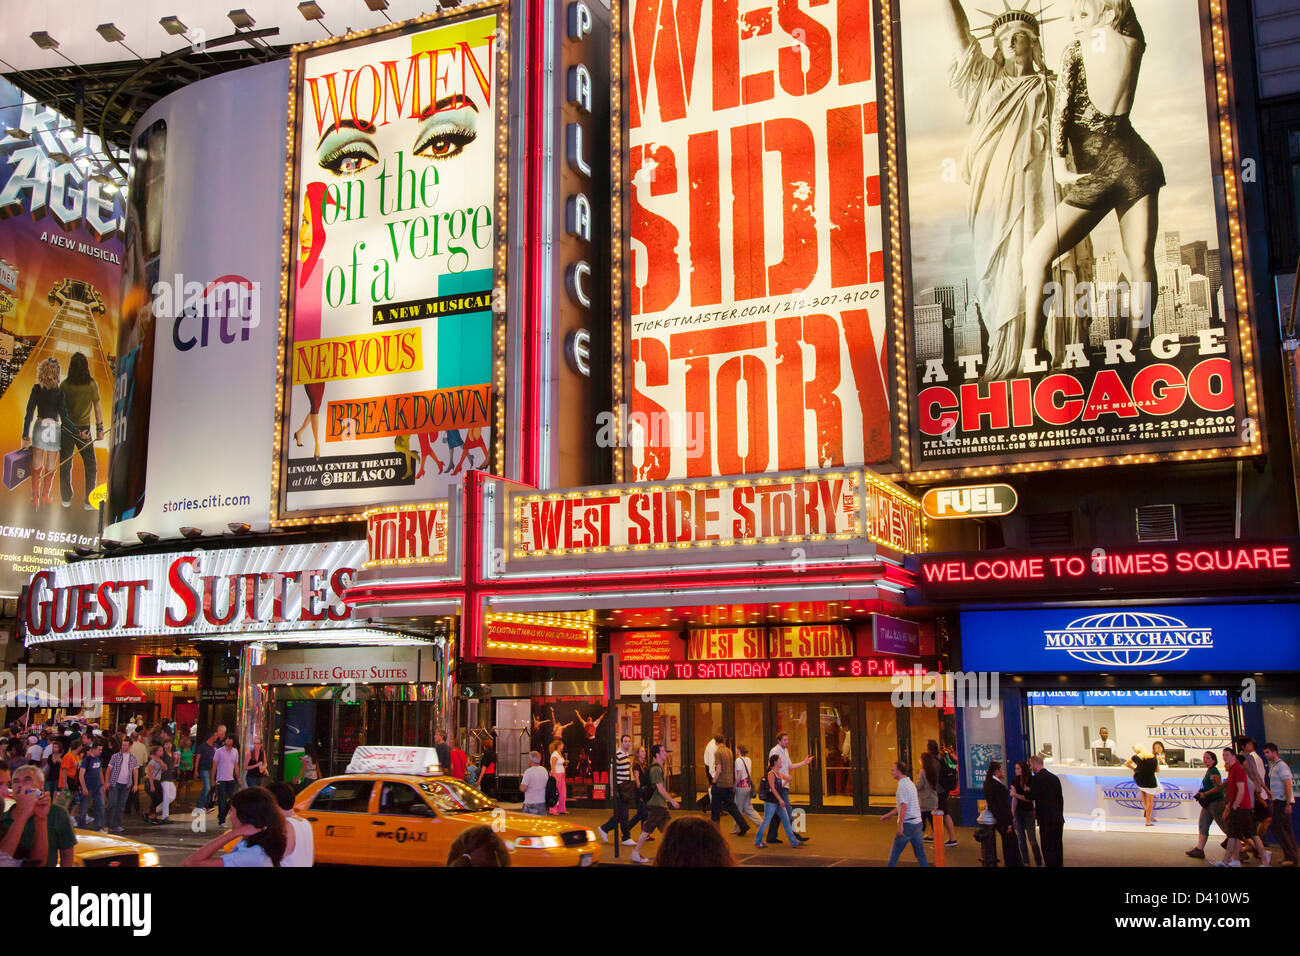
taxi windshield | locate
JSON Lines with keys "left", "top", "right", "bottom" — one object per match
{"left": 419, "top": 778, "right": 497, "bottom": 814}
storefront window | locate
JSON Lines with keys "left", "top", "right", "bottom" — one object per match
{"left": 1027, "top": 692, "right": 1231, "bottom": 768}
{"left": 819, "top": 701, "right": 854, "bottom": 807}
{"left": 775, "top": 701, "right": 811, "bottom": 804}
{"left": 865, "top": 699, "right": 898, "bottom": 807}
{"left": 1260, "top": 696, "right": 1300, "bottom": 769}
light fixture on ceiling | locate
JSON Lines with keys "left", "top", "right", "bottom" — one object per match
{"left": 137, "top": 531, "right": 160, "bottom": 545}
{"left": 30, "top": 32, "right": 58, "bottom": 50}
{"left": 159, "top": 16, "right": 188, "bottom": 36}
{"left": 298, "top": 2, "right": 334, "bottom": 35}
{"left": 47, "top": 150, "right": 72, "bottom": 164}
{"left": 74, "top": 545, "right": 96, "bottom": 558}
{"left": 100, "top": 539, "right": 123, "bottom": 551}
{"left": 229, "top": 9, "right": 256, "bottom": 29}
{"left": 4, "top": 127, "right": 30, "bottom": 140}
{"left": 227, "top": 522, "right": 252, "bottom": 535}
{"left": 179, "top": 527, "right": 203, "bottom": 540}
{"left": 364, "top": 0, "right": 393, "bottom": 20}
{"left": 97, "top": 22, "right": 143, "bottom": 58}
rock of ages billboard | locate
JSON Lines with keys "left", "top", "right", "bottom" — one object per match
{"left": 623, "top": 0, "right": 891, "bottom": 481}
{"left": 275, "top": 6, "right": 506, "bottom": 523}
{"left": 898, "top": 0, "right": 1256, "bottom": 473}
{"left": 0, "top": 78, "right": 125, "bottom": 595}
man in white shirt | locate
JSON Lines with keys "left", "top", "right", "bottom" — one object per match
{"left": 25, "top": 737, "right": 42, "bottom": 764}
{"left": 701, "top": 733, "right": 718, "bottom": 812}
{"left": 520, "top": 751, "right": 550, "bottom": 815}
{"left": 1090, "top": 727, "right": 1112, "bottom": 750}
{"left": 765, "top": 732, "right": 815, "bottom": 844}
{"left": 882, "top": 761, "right": 927, "bottom": 866}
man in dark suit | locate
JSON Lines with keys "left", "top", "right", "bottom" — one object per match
{"left": 1029, "top": 755, "right": 1065, "bottom": 866}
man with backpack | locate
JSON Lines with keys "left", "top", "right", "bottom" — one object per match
{"left": 630, "top": 744, "right": 677, "bottom": 864}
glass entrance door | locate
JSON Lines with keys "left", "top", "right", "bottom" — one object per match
{"left": 774, "top": 700, "right": 812, "bottom": 806}
{"left": 818, "top": 700, "right": 855, "bottom": 808}
{"left": 864, "top": 698, "right": 899, "bottom": 807}
{"left": 693, "top": 702, "right": 723, "bottom": 807}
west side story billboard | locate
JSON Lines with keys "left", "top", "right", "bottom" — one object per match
{"left": 617, "top": 0, "right": 892, "bottom": 482}
{"left": 615, "top": 0, "right": 1262, "bottom": 483}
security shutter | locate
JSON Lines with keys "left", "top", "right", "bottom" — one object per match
{"left": 1135, "top": 504, "right": 1178, "bottom": 542}
{"left": 1180, "top": 501, "right": 1235, "bottom": 540}
{"left": 1026, "top": 512, "right": 1073, "bottom": 548}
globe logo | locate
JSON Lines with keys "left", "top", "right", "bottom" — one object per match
{"left": 1101, "top": 779, "right": 1191, "bottom": 812}
{"left": 1043, "top": 612, "right": 1214, "bottom": 667}
{"left": 1146, "top": 713, "right": 1231, "bottom": 749}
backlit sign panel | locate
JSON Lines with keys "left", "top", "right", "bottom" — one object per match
{"left": 913, "top": 541, "right": 1299, "bottom": 600}
{"left": 960, "top": 605, "right": 1300, "bottom": 673}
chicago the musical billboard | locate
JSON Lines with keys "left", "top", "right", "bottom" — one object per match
{"left": 895, "top": 0, "right": 1261, "bottom": 476}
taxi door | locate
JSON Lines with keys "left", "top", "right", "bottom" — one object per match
{"left": 298, "top": 778, "right": 378, "bottom": 864}
{"left": 374, "top": 780, "right": 443, "bottom": 864}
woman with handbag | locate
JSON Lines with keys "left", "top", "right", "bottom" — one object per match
{"left": 1187, "top": 751, "right": 1226, "bottom": 860}
{"left": 917, "top": 754, "right": 940, "bottom": 839}
{"left": 754, "top": 754, "right": 805, "bottom": 849}
{"left": 245, "top": 738, "right": 267, "bottom": 790}
{"left": 21, "top": 357, "right": 74, "bottom": 511}
{"left": 1010, "top": 761, "right": 1044, "bottom": 866}
{"left": 732, "top": 744, "right": 763, "bottom": 833}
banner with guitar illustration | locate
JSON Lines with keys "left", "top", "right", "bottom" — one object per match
{"left": 0, "top": 76, "right": 125, "bottom": 595}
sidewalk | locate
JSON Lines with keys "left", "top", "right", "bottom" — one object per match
{"left": 549, "top": 807, "right": 1245, "bottom": 867}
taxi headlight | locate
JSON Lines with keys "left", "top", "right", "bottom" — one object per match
{"left": 513, "top": 835, "right": 561, "bottom": 849}
{"left": 584, "top": 829, "right": 597, "bottom": 842}
{"left": 140, "top": 850, "right": 161, "bottom": 867}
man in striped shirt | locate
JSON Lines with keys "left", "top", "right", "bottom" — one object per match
{"left": 598, "top": 735, "right": 637, "bottom": 845}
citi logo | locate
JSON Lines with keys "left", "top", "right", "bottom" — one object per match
{"left": 50, "top": 887, "right": 151, "bottom": 936}
{"left": 1043, "top": 611, "right": 1214, "bottom": 667}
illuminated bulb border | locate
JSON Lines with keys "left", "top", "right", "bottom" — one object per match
{"left": 270, "top": 0, "right": 512, "bottom": 528}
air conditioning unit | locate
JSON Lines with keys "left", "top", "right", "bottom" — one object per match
{"left": 1135, "top": 504, "right": 1178, "bottom": 542}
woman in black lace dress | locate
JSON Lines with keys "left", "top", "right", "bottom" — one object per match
{"left": 1022, "top": 0, "right": 1164, "bottom": 358}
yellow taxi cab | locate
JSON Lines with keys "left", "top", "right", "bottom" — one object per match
{"left": 295, "top": 746, "right": 601, "bottom": 867}
{"left": 73, "top": 829, "right": 161, "bottom": 868}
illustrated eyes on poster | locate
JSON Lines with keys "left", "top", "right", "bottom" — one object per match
{"left": 413, "top": 100, "right": 479, "bottom": 164}
{"left": 316, "top": 123, "right": 379, "bottom": 177}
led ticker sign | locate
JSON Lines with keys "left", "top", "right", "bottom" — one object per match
{"left": 619, "top": 657, "right": 917, "bottom": 682}
{"left": 509, "top": 468, "right": 923, "bottom": 559}
{"left": 912, "top": 540, "right": 1299, "bottom": 600}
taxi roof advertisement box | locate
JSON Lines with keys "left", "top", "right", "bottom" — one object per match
{"left": 0, "top": 75, "right": 125, "bottom": 594}
{"left": 105, "top": 61, "right": 288, "bottom": 544}
{"left": 894, "top": 0, "right": 1263, "bottom": 477}
{"left": 273, "top": 5, "right": 512, "bottom": 526}
{"left": 616, "top": 0, "right": 894, "bottom": 484}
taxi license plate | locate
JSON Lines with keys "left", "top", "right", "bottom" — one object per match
{"left": 580, "top": 853, "right": 593, "bottom": 867}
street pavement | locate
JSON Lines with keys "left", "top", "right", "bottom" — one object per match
{"left": 90, "top": 801, "right": 1259, "bottom": 867}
